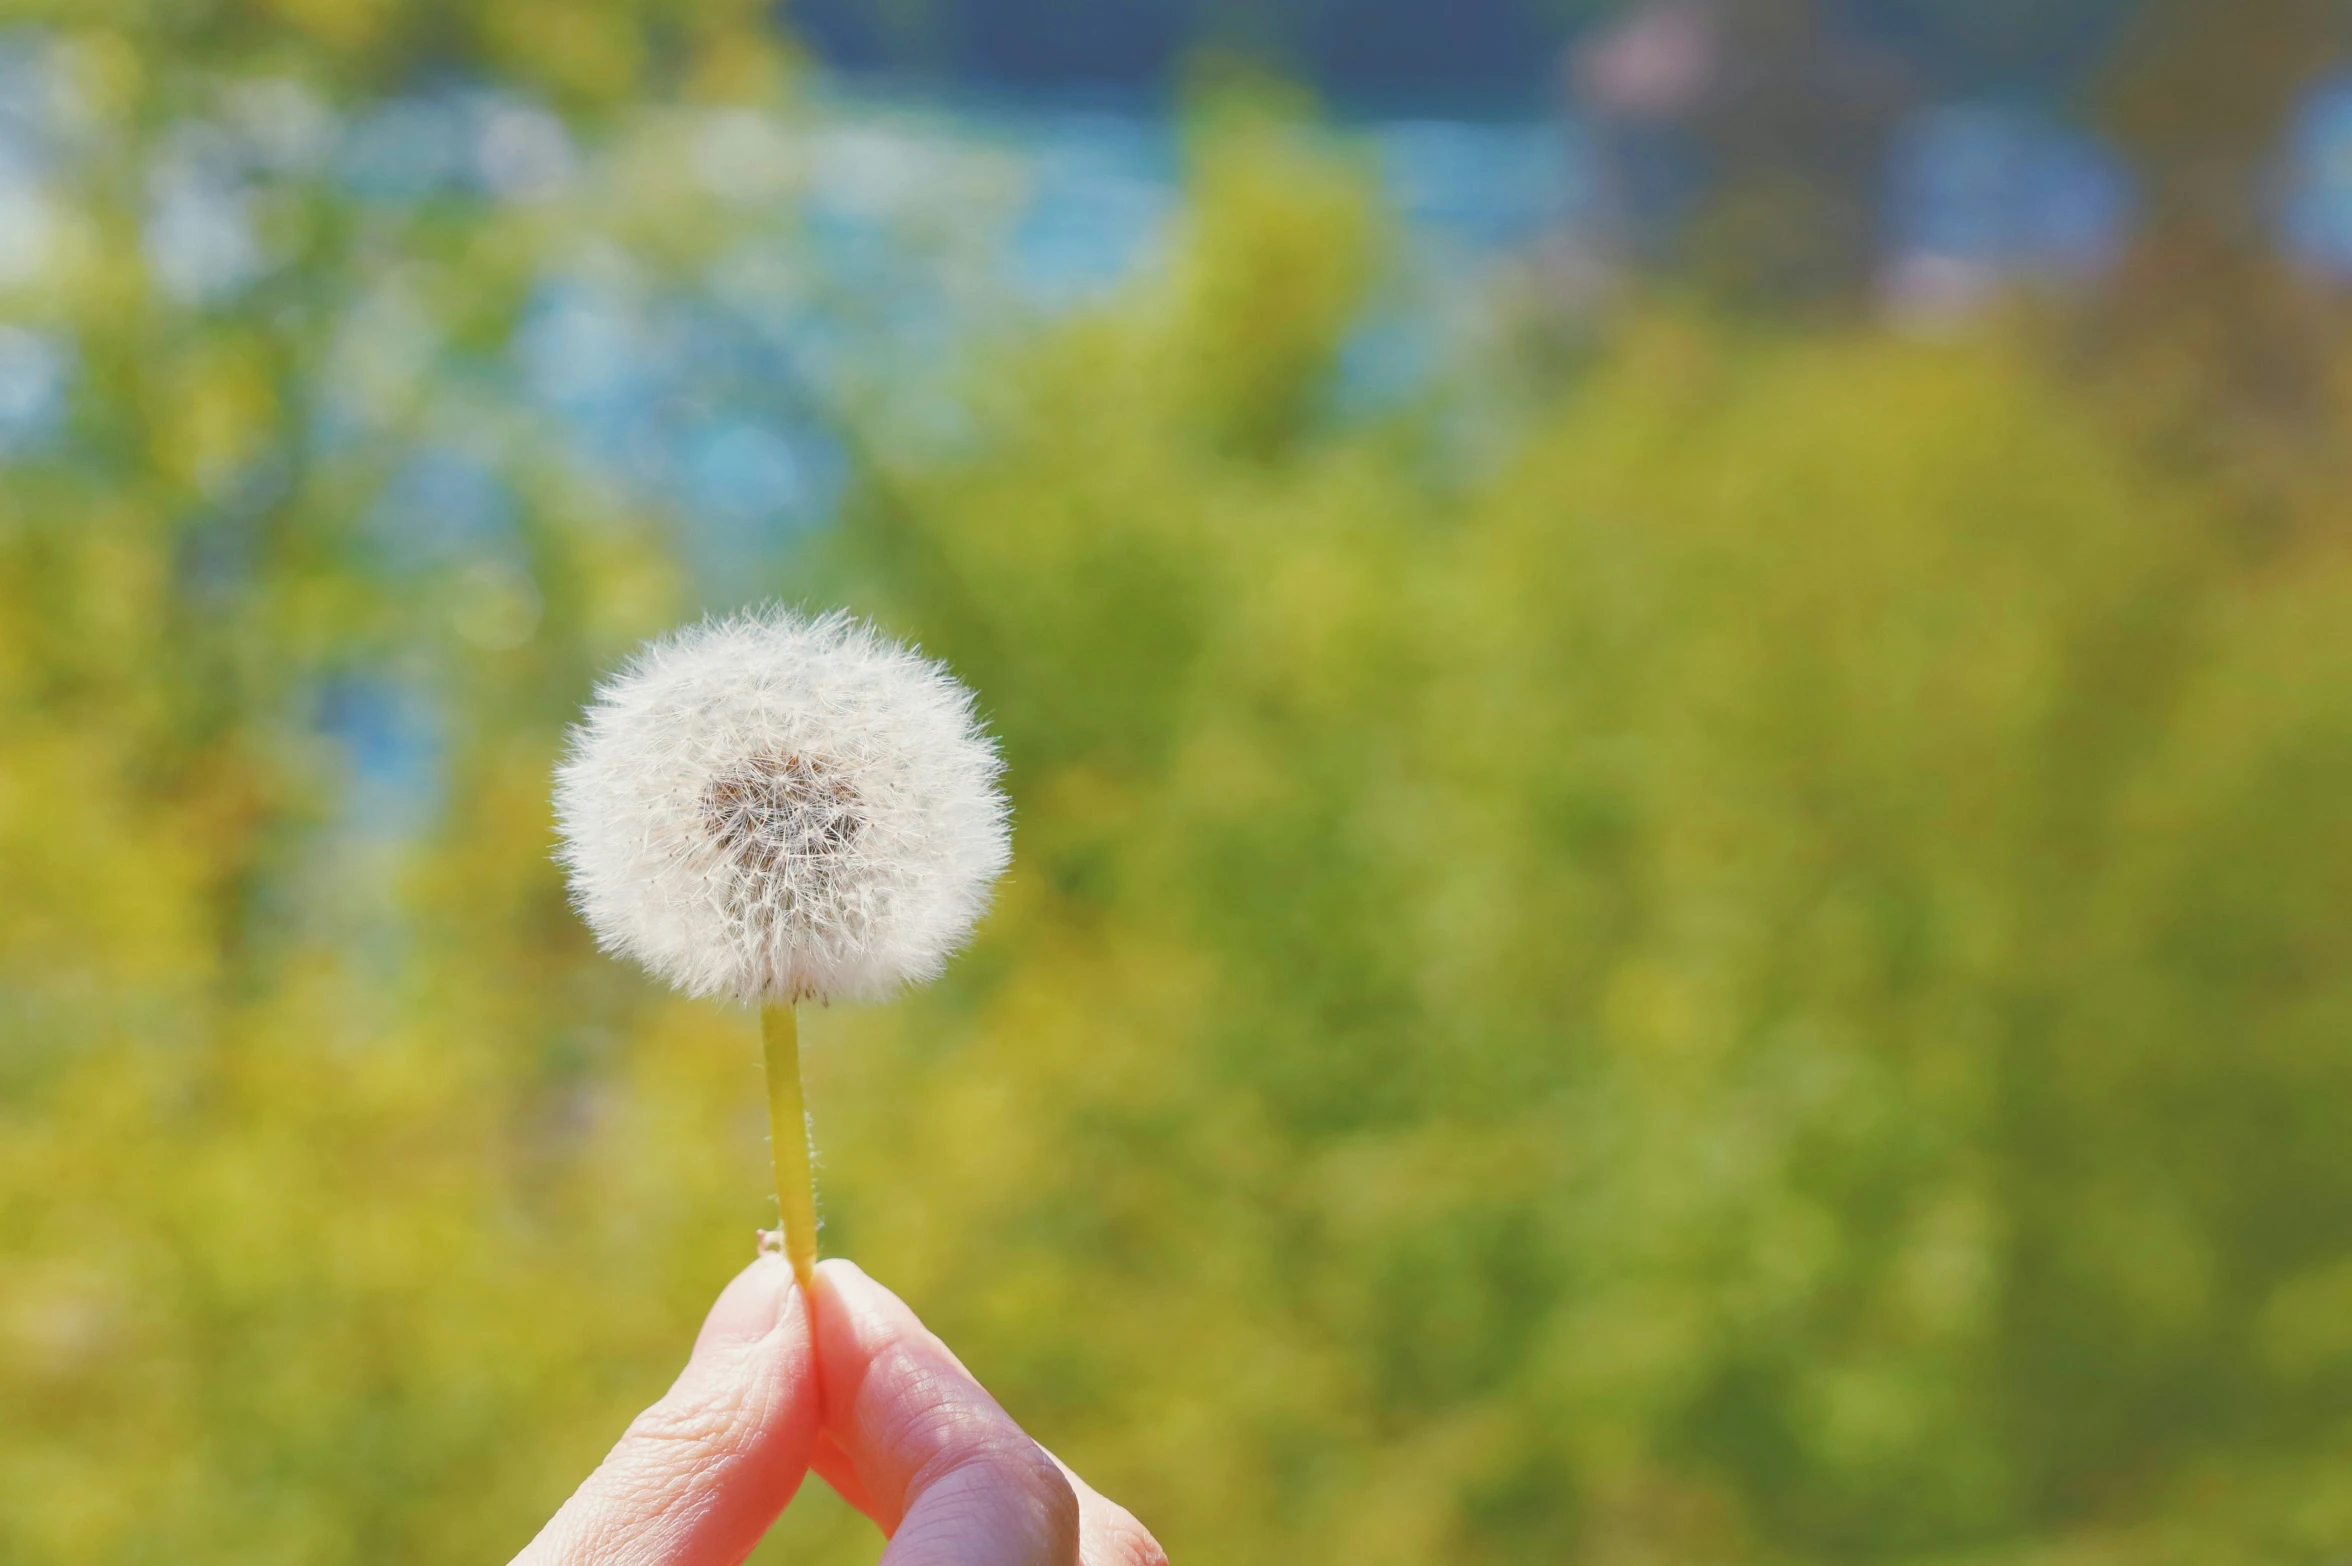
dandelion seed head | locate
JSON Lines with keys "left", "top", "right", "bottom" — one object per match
{"left": 554, "top": 607, "right": 1010, "bottom": 1004}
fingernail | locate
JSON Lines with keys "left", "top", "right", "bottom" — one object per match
{"left": 692, "top": 1257, "right": 792, "bottom": 1361}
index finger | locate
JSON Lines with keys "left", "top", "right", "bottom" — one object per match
{"left": 811, "top": 1260, "right": 1164, "bottom": 1566}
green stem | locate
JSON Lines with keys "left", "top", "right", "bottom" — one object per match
{"left": 760, "top": 1004, "right": 819, "bottom": 1296}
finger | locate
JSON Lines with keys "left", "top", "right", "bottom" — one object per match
{"left": 809, "top": 1263, "right": 1168, "bottom": 1566}
{"left": 812, "top": 1258, "right": 1081, "bottom": 1566}
{"left": 512, "top": 1256, "right": 818, "bottom": 1566}
{"left": 1050, "top": 1454, "right": 1171, "bottom": 1566}
{"left": 809, "top": 1426, "right": 876, "bottom": 1518}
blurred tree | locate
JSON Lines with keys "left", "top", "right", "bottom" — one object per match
{"left": 786, "top": 0, "right": 1570, "bottom": 97}
{"left": 814, "top": 130, "right": 2352, "bottom": 1560}
{"left": 2083, "top": 0, "right": 2352, "bottom": 529}
{"left": 1575, "top": 0, "right": 1912, "bottom": 312}
{"left": 0, "top": 0, "right": 791, "bottom": 109}
{"left": 5, "top": 13, "right": 2352, "bottom": 1566}
{"left": 0, "top": 8, "right": 834, "bottom": 1559}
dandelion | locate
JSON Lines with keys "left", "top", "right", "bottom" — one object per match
{"left": 554, "top": 607, "right": 1010, "bottom": 1291}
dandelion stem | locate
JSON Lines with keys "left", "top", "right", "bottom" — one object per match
{"left": 760, "top": 1004, "right": 819, "bottom": 1296}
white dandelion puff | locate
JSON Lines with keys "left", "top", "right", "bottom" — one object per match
{"left": 553, "top": 606, "right": 1011, "bottom": 1291}
{"left": 554, "top": 607, "right": 1012, "bottom": 1006}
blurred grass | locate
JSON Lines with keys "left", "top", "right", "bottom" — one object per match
{"left": 6, "top": 17, "right": 2352, "bottom": 1566}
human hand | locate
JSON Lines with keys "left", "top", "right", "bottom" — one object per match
{"left": 511, "top": 1256, "right": 1166, "bottom": 1566}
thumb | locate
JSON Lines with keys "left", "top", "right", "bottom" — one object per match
{"left": 512, "top": 1255, "right": 819, "bottom": 1566}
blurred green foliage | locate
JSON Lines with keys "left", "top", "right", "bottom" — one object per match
{"left": 5, "top": 14, "right": 2352, "bottom": 1566}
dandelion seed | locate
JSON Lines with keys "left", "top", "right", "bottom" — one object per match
{"left": 554, "top": 607, "right": 1010, "bottom": 1289}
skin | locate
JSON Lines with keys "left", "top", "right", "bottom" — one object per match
{"left": 512, "top": 1257, "right": 1168, "bottom": 1566}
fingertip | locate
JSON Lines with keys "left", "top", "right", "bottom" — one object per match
{"left": 812, "top": 1257, "right": 965, "bottom": 1371}
{"left": 810, "top": 1259, "right": 885, "bottom": 1426}
{"left": 810, "top": 1255, "right": 882, "bottom": 1321}
{"left": 511, "top": 1255, "right": 820, "bottom": 1566}
{"left": 811, "top": 1257, "right": 935, "bottom": 1384}
{"left": 1063, "top": 1466, "right": 1170, "bottom": 1566}
{"left": 692, "top": 1252, "right": 801, "bottom": 1363}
